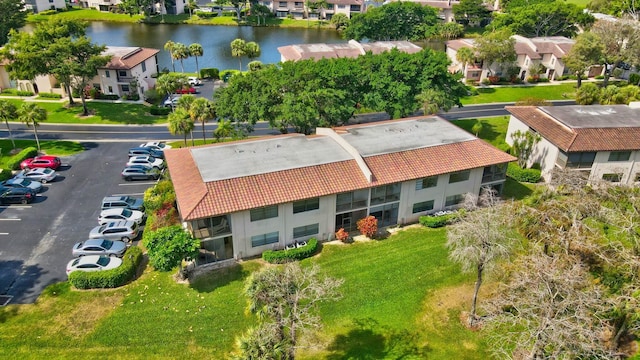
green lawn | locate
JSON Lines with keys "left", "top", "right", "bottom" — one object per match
{"left": 28, "top": 8, "right": 144, "bottom": 23}
{"left": 452, "top": 116, "right": 511, "bottom": 150}
{"left": 461, "top": 83, "right": 577, "bottom": 105}
{"left": 0, "top": 139, "right": 84, "bottom": 168}
{"left": 3, "top": 99, "right": 166, "bottom": 124}
{"left": 566, "top": 0, "right": 590, "bottom": 7}
{"left": 0, "top": 227, "right": 489, "bottom": 359}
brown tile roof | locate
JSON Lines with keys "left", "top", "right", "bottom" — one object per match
{"left": 167, "top": 130, "right": 515, "bottom": 220}
{"left": 103, "top": 47, "right": 159, "bottom": 70}
{"left": 506, "top": 106, "right": 640, "bottom": 152}
{"left": 445, "top": 39, "right": 475, "bottom": 51}
{"left": 515, "top": 42, "right": 542, "bottom": 59}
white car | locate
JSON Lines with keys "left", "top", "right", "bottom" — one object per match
{"left": 163, "top": 96, "right": 180, "bottom": 107}
{"left": 126, "top": 155, "right": 165, "bottom": 169}
{"left": 14, "top": 168, "right": 57, "bottom": 183}
{"left": 66, "top": 255, "right": 123, "bottom": 275}
{"left": 140, "top": 141, "right": 172, "bottom": 151}
{"left": 188, "top": 76, "right": 202, "bottom": 86}
{"left": 98, "top": 208, "right": 146, "bottom": 225}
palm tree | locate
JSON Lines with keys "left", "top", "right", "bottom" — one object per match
{"left": 230, "top": 38, "right": 247, "bottom": 71}
{"left": 456, "top": 47, "right": 475, "bottom": 77}
{"left": 188, "top": 43, "right": 204, "bottom": 76}
{"left": 17, "top": 103, "right": 47, "bottom": 152}
{"left": 176, "top": 94, "right": 197, "bottom": 145}
{"left": 172, "top": 43, "right": 190, "bottom": 73}
{"left": 186, "top": 0, "right": 198, "bottom": 17}
{"left": 190, "top": 98, "right": 215, "bottom": 143}
{"left": 245, "top": 42, "right": 261, "bottom": 64}
{"left": 214, "top": 119, "right": 234, "bottom": 142}
{"left": 0, "top": 100, "right": 18, "bottom": 149}
{"left": 164, "top": 40, "right": 176, "bottom": 72}
{"left": 168, "top": 108, "right": 195, "bottom": 147}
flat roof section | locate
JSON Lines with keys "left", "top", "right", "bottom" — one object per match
{"left": 540, "top": 105, "right": 640, "bottom": 128}
{"left": 339, "top": 117, "right": 476, "bottom": 157}
{"left": 192, "top": 135, "right": 353, "bottom": 182}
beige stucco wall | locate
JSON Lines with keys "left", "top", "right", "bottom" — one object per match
{"left": 591, "top": 151, "right": 640, "bottom": 185}
{"left": 506, "top": 115, "right": 559, "bottom": 181}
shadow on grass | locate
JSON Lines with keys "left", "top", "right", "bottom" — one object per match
{"left": 190, "top": 263, "right": 251, "bottom": 293}
{"left": 502, "top": 177, "right": 534, "bottom": 200}
{"left": 477, "top": 88, "right": 496, "bottom": 94}
{"left": 326, "top": 318, "right": 430, "bottom": 359}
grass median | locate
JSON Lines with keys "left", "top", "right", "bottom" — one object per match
{"left": 461, "top": 83, "right": 577, "bottom": 105}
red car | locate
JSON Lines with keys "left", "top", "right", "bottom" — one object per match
{"left": 175, "top": 87, "right": 196, "bottom": 94}
{"left": 20, "top": 156, "right": 62, "bottom": 170}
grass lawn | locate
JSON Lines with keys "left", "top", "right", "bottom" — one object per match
{"left": 461, "top": 83, "right": 577, "bottom": 105}
{"left": 0, "top": 227, "right": 489, "bottom": 359}
{"left": 566, "top": 0, "right": 590, "bottom": 7}
{"left": 3, "top": 99, "right": 166, "bottom": 125}
{"left": 452, "top": 116, "right": 510, "bottom": 150}
{"left": 28, "top": 8, "right": 144, "bottom": 23}
{"left": 0, "top": 139, "right": 84, "bottom": 168}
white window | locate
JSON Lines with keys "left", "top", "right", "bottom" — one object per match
{"left": 250, "top": 205, "right": 278, "bottom": 221}
{"left": 251, "top": 232, "right": 279, "bottom": 247}
{"left": 293, "top": 223, "right": 319, "bottom": 238}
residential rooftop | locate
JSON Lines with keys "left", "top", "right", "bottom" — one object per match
{"left": 278, "top": 40, "right": 422, "bottom": 61}
{"left": 540, "top": 105, "right": 640, "bottom": 128}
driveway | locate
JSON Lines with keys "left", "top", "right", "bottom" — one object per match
{"left": 0, "top": 141, "right": 156, "bottom": 304}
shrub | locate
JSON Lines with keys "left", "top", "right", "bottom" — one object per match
{"left": 144, "top": 226, "right": 199, "bottom": 272}
{"left": 507, "top": 162, "right": 541, "bottom": 183}
{"left": 68, "top": 246, "right": 143, "bottom": 289}
{"left": 488, "top": 76, "right": 500, "bottom": 84}
{"left": 481, "top": 78, "right": 490, "bottom": 85}
{"left": 0, "top": 169, "right": 13, "bottom": 181}
{"left": 595, "top": 75, "right": 605, "bottom": 80}
{"left": 629, "top": 73, "right": 640, "bottom": 86}
{"left": 220, "top": 69, "right": 240, "bottom": 82}
{"left": 123, "top": 93, "right": 140, "bottom": 101}
{"left": 144, "top": 179, "right": 176, "bottom": 212}
{"left": 357, "top": 215, "right": 378, "bottom": 238}
{"left": 38, "top": 92, "right": 62, "bottom": 99}
{"left": 144, "top": 88, "right": 161, "bottom": 103}
{"left": 613, "top": 68, "right": 624, "bottom": 79}
{"left": 149, "top": 106, "right": 171, "bottom": 115}
{"left": 335, "top": 228, "right": 349, "bottom": 243}
{"left": 6, "top": 147, "right": 38, "bottom": 170}
{"left": 1, "top": 89, "right": 35, "bottom": 97}
{"left": 262, "top": 238, "right": 319, "bottom": 263}
{"left": 576, "top": 82, "right": 601, "bottom": 105}
{"left": 195, "top": 11, "right": 218, "bottom": 18}
{"left": 200, "top": 68, "right": 220, "bottom": 80}
{"left": 222, "top": 10, "right": 236, "bottom": 16}
{"left": 419, "top": 212, "right": 457, "bottom": 228}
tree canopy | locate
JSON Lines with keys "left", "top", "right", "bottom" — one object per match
{"left": 342, "top": 1, "right": 439, "bottom": 41}
{"left": 452, "top": 0, "right": 491, "bottom": 27}
{"left": 0, "top": 0, "right": 26, "bottom": 45}
{"left": 473, "top": 29, "right": 516, "bottom": 76}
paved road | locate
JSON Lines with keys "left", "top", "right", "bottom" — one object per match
{"left": 0, "top": 142, "right": 155, "bottom": 304}
{"left": 0, "top": 100, "right": 576, "bottom": 143}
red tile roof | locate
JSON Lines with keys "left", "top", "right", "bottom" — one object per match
{"left": 506, "top": 106, "right": 640, "bottom": 152}
{"left": 166, "top": 129, "right": 515, "bottom": 220}
{"left": 104, "top": 47, "right": 159, "bottom": 70}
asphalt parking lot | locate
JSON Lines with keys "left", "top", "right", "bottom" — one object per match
{"left": 0, "top": 142, "right": 157, "bottom": 304}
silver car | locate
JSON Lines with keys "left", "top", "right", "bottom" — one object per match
{"left": 1, "top": 177, "right": 43, "bottom": 192}
{"left": 14, "top": 168, "right": 57, "bottom": 183}
{"left": 72, "top": 239, "right": 128, "bottom": 257}
{"left": 66, "top": 255, "right": 122, "bottom": 275}
{"left": 89, "top": 220, "right": 139, "bottom": 243}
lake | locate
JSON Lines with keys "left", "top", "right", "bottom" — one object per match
{"left": 83, "top": 22, "right": 345, "bottom": 72}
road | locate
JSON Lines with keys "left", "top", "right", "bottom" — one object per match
{"left": 0, "top": 100, "right": 576, "bottom": 142}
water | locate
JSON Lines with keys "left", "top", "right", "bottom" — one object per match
{"left": 81, "top": 22, "right": 345, "bottom": 72}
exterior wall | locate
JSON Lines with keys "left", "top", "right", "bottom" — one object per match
{"left": 27, "top": 0, "right": 66, "bottom": 13}
{"left": 87, "top": 0, "right": 121, "bottom": 11}
{"left": 590, "top": 151, "right": 640, "bottom": 185}
{"left": 93, "top": 56, "right": 158, "bottom": 97}
{"left": 0, "top": 65, "right": 12, "bottom": 90}
{"left": 16, "top": 75, "right": 64, "bottom": 95}
{"left": 506, "top": 115, "right": 559, "bottom": 181}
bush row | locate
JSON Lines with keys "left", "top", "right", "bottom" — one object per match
{"left": 507, "top": 162, "right": 541, "bottom": 183}
{"left": 200, "top": 68, "right": 220, "bottom": 80}
{"left": 1, "top": 89, "right": 35, "bottom": 96}
{"left": 0, "top": 169, "right": 13, "bottom": 181}
{"left": 262, "top": 238, "right": 319, "bottom": 263}
{"left": 6, "top": 147, "right": 38, "bottom": 170}
{"left": 195, "top": 11, "right": 218, "bottom": 18}
{"left": 68, "top": 246, "right": 143, "bottom": 289}
{"left": 37, "top": 92, "right": 62, "bottom": 99}
{"left": 419, "top": 213, "right": 457, "bottom": 228}
{"left": 149, "top": 106, "right": 171, "bottom": 115}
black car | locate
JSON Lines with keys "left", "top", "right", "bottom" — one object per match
{"left": 128, "top": 147, "right": 164, "bottom": 159}
{"left": 121, "top": 166, "right": 161, "bottom": 181}
{"left": 0, "top": 186, "right": 36, "bottom": 205}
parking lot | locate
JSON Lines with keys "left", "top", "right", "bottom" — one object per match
{"left": 0, "top": 142, "right": 157, "bottom": 304}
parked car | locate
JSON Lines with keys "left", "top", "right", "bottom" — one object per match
{"left": 14, "top": 168, "right": 57, "bottom": 183}
{"left": 1, "top": 178, "right": 43, "bottom": 192}
{"left": 121, "top": 166, "right": 161, "bottom": 181}
{"left": 89, "top": 220, "right": 139, "bottom": 243}
{"left": 175, "top": 87, "right": 196, "bottom": 94}
{"left": 0, "top": 186, "right": 36, "bottom": 205}
{"left": 101, "top": 195, "right": 145, "bottom": 212}
{"left": 139, "top": 141, "right": 172, "bottom": 151}
{"left": 128, "top": 146, "right": 164, "bottom": 159}
{"left": 188, "top": 76, "right": 202, "bottom": 86}
{"left": 126, "top": 155, "right": 165, "bottom": 169}
{"left": 98, "top": 208, "right": 145, "bottom": 225}
{"left": 66, "top": 255, "right": 123, "bottom": 275}
{"left": 20, "top": 155, "right": 62, "bottom": 170}
{"left": 72, "top": 239, "right": 128, "bottom": 257}
{"left": 163, "top": 95, "right": 181, "bottom": 108}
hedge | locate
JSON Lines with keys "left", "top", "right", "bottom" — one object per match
{"left": 200, "top": 68, "right": 220, "bottom": 80}
{"left": 419, "top": 213, "right": 457, "bottom": 228}
{"left": 150, "top": 106, "right": 171, "bottom": 115}
{"left": 0, "top": 169, "right": 13, "bottom": 181}
{"left": 507, "top": 162, "right": 541, "bottom": 183}
{"left": 38, "top": 92, "right": 62, "bottom": 99}
{"left": 6, "top": 147, "right": 38, "bottom": 170}
{"left": 262, "top": 238, "right": 319, "bottom": 264}
{"left": 1, "top": 89, "right": 34, "bottom": 97}
{"left": 68, "top": 246, "right": 143, "bottom": 289}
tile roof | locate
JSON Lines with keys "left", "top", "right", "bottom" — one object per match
{"left": 103, "top": 46, "right": 159, "bottom": 70}
{"left": 506, "top": 106, "right": 640, "bottom": 152}
{"left": 278, "top": 40, "right": 421, "bottom": 61}
{"left": 166, "top": 117, "right": 515, "bottom": 220}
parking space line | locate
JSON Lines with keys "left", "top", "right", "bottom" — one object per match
{"left": 0, "top": 219, "right": 21, "bottom": 221}
{"left": 119, "top": 182, "right": 156, "bottom": 186}
{"left": 0, "top": 233, "right": 9, "bottom": 235}
{"left": 0, "top": 205, "right": 32, "bottom": 209}
{"left": 112, "top": 193, "right": 145, "bottom": 196}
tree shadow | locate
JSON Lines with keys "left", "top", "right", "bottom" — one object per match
{"left": 0, "top": 259, "right": 46, "bottom": 305}
{"left": 189, "top": 263, "right": 251, "bottom": 293}
{"left": 476, "top": 87, "right": 496, "bottom": 94}
{"left": 502, "top": 177, "right": 534, "bottom": 200}
{"left": 326, "top": 318, "right": 431, "bottom": 359}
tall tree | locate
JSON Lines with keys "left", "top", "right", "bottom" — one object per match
{"left": 455, "top": 46, "right": 475, "bottom": 76}
{"left": 213, "top": 119, "right": 234, "bottom": 142}
{"left": 446, "top": 188, "right": 516, "bottom": 326}
{"left": 563, "top": 32, "right": 605, "bottom": 88}
{"left": 230, "top": 38, "right": 247, "bottom": 71}
{"left": 491, "top": 1, "right": 593, "bottom": 38}
{"left": 118, "top": 0, "right": 155, "bottom": 17}
{"left": 142, "top": 225, "right": 199, "bottom": 277}
{"left": 591, "top": 19, "right": 640, "bottom": 87}
{"left": 171, "top": 42, "right": 189, "bottom": 73}
{"left": 164, "top": 40, "right": 176, "bottom": 72}
{"left": 17, "top": 103, "right": 47, "bottom": 152}
{"left": 156, "top": 72, "right": 188, "bottom": 107}
{"left": 190, "top": 97, "right": 215, "bottom": 143}
{"left": 343, "top": 1, "right": 439, "bottom": 41}
{"left": 185, "top": 0, "right": 198, "bottom": 17}
{"left": 217, "top": 0, "right": 246, "bottom": 21}
{"left": 474, "top": 29, "right": 516, "bottom": 76}
{"left": 0, "top": 100, "right": 17, "bottom": 149}
{"left": 238, "top": 263, "right": 343, "bottom": 360}
{"left": 244, "top": 41, "right": 261, "bottom": 63}
{"left": 510, "top": 130, "right": 541, "bottom": 168}
{"left": 188, "top": 43, "right": 203, "bottom": 75}
{"left": 168, "top": 107, "right": 195, "bottom": 146}
{"left": 0, "top": 0, "right": 26, "bottom": 46}
{"left": 452, "top": 0, "right": 491, "bottom": 27}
